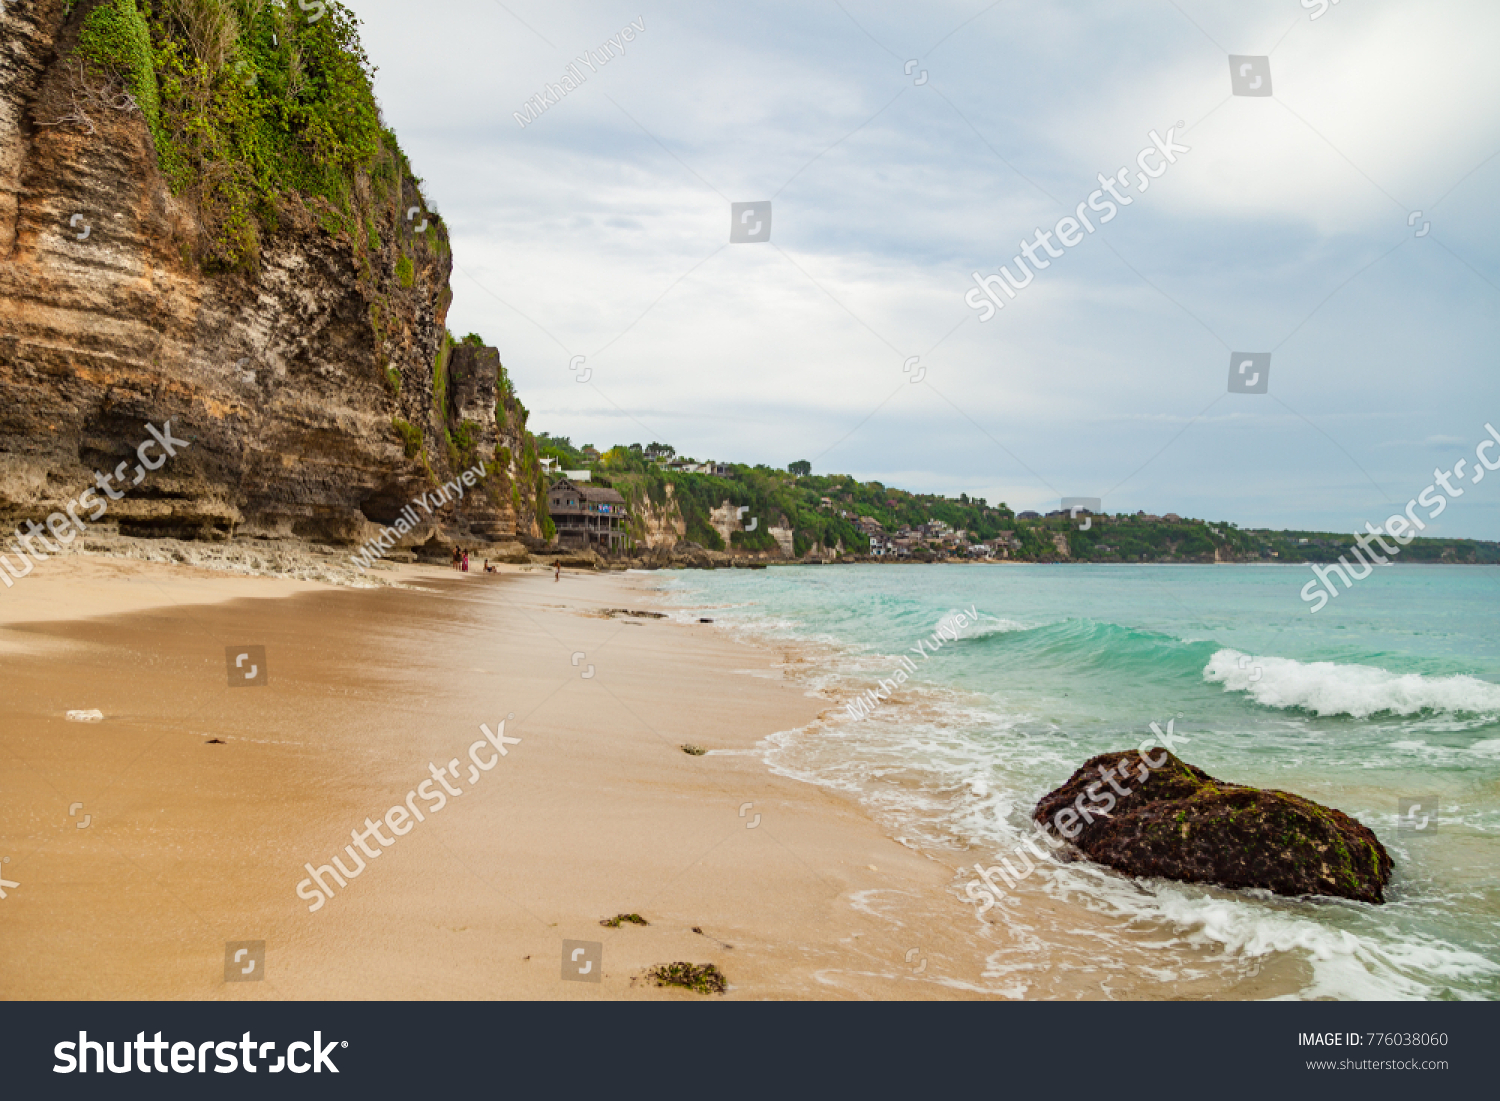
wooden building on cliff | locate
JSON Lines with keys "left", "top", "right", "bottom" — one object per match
{"left": 547, "top": 479, "right": 630, "bottom": 552}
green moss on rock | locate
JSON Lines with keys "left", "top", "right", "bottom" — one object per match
{"left": 1032, "top": 750, "right": 1393, "bottom": 904}
{"left": 391, "top": 417, "right": 420, "bottom": 458}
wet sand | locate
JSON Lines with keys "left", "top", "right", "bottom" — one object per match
{"left": 0, "top": 555, "right": 1019, "bottom": 1000}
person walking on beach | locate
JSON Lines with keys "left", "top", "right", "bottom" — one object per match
{"left": 462, "top": 551, "right": 470, "bottom": 572}
{"left": 451, "top": 546, "right": 461, "bottom": 570}
{"left": 554, "top": 562, "right": 561, "bottom": 583}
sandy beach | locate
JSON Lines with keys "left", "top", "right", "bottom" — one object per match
{"left": 0, "top": 554, "right": 1016, "bottom": 1001}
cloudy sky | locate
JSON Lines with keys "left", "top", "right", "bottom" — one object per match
{"left": 353, "top": 0, "right": 1500, "bottom": 537}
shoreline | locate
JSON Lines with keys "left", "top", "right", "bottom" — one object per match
{"left": 1, "top": 532, "right": 1493, "bottom": 613}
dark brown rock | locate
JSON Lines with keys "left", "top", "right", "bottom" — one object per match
{"left": 1033, "top": 750, "right": 1393, "bottom": 904}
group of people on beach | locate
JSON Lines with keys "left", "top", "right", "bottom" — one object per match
{"left": 450, "top": 545, "right": 559, "bottom": 579}
{"left": 450, "top": 547, "right": 499, "bottom": 574}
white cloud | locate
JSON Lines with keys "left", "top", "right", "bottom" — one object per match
{"left": 350, "top": 0, "right": 1500, "bottom": 536}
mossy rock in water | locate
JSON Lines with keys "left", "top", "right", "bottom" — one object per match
{"left": 648, "top": 962, "right": 727, "bottom": 995}
{"left": 1032, "top": 750, "right": 1393, "bottom": 904}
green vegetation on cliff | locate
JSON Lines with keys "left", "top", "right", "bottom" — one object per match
{"left": 76, "top": 0, "right": 426, "bottom": 270}
{"left": 77, "top": 0, "right": 162, "bottom": 135}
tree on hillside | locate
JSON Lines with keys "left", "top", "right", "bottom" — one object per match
{"left": 788, "top": 460, "right": 811, "bottom": 476}
{"left": 535, "top": 434, "right": 585, "bottom": 470}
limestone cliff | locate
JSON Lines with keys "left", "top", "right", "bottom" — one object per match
{"left": 445, "top": 341, "right": 545, "bottom": 542}
{"left": 0, "top": 0, "right": 541, "bottom": 553}
{"left": 630, "top": 481, "right": 686, "bottom": 550}
{"left": 708, "top": 497, "right": 792, "bottom": 557}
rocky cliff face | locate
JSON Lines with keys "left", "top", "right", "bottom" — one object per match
{"left": 0, "top": 0, "right": 540, "bottom": 555}
{"left": 631, "top": 481, "right": 686, "bottom": 550}
{"left": 708, "top": 497, "right": 791, "bottom": 557}
{"left": 445, "top": 342, "right": 545, "bottom": 542}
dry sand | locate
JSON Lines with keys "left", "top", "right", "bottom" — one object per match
{"left": 0, "top": 553, "right": 1020, "bottom": 1000}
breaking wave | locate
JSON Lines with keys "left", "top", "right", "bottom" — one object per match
{"left": 1205, "top": 649, "right": 1500, "bottom": 718}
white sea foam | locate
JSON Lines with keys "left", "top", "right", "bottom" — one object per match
{"left": 1136, "top": 884, "right": 1498, "bottom": 1000}
{"left": 1205, "top": 649, "right": 1500, "bottom": 718}
{"left": 1038, "top": 861, "right": 1500, "bottom": 1000}
{"left": 959, "top": 616, "right": 1031, "bottom": 639}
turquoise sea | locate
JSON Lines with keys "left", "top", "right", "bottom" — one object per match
{"left": 655, "top": 563, "right": 1500, "bottom": 1000}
